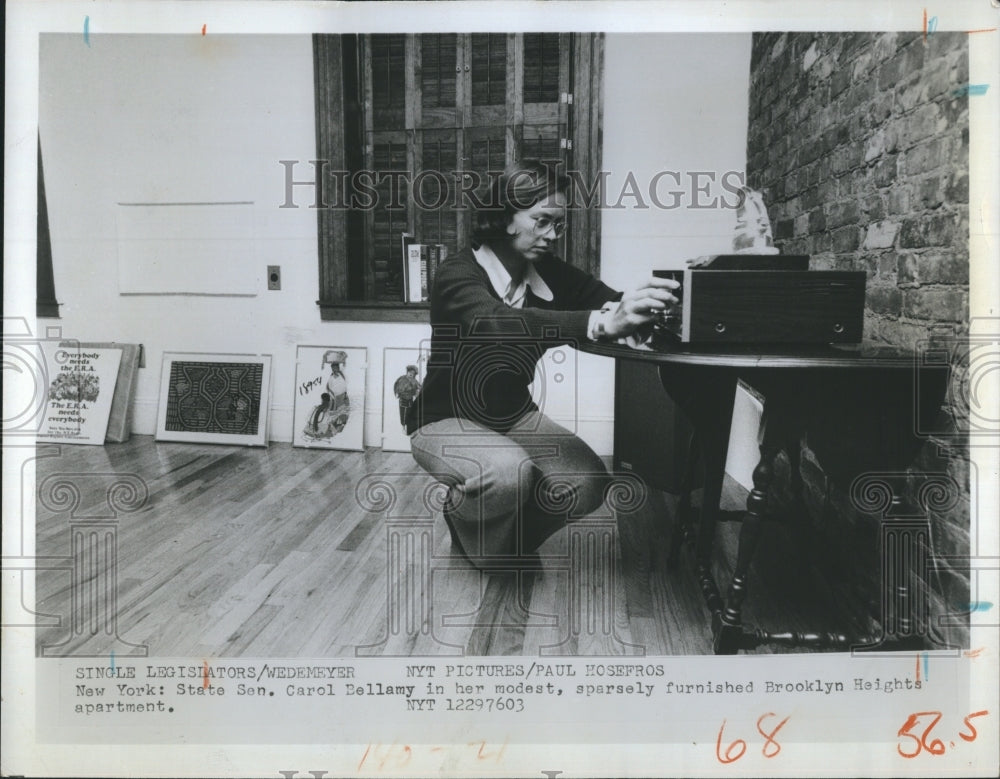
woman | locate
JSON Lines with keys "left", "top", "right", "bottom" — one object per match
{"left": 407, "top": 160, "right": 679, "bottom": 566}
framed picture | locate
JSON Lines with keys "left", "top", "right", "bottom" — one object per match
{"left": 58, "top": 341, "right": 143, "bottom": 442}
{"left": 155, "top": 352, "right": 272, "bottom": 446}
{"left": 292, "top": 346, "right": 367, "bottom": 451}
{"left": 37, "top": 342, "right": 123, "bottom": 445}
{"left": 381, "top": 346, "right": 429, "bottom": 452}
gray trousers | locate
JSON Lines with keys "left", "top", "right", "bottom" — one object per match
{"left": 410, "top": 411, "right": 610, "bottom": 559}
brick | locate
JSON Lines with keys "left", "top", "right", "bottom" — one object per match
{"left": 862, "top": 194, "right": 886, "bottom": 220}
{"left": 873, "top": 32, "right": 901, "bottom": 63}
{"left": 817, "top": 178, "right": 838, "bottom": 203}
{"left": 842, "top": 33, "right": 874, "bottom": 60}
{"left": 832, "top": 143, "right": 864, "bottom": 175}
{"left": 867, "top": 285, "right": 903, "bottom": 315}
{"left": 831, "top": 225, "right": 861, "bottom": 253}
{"left": 900, "top": 103, "right": 947, "bottom": 148}
{"left": 774, "top": 218, "right": 794, "bottom": 240}
{"left": 793, "top": 213, "right": 810, "bottom": 236}
{"left": 899, "top": 220, "right": 924, "bottom": 248}
{"left": 809, "top": 55, "right": 835, "bottom": 84}
{"left": 873, "top": 156, "right": 899, "bottom": 187}
{"left": 925, "top": 30, "right": 969, "bottom": 63}
{"left": 808, "top": 208, "right": 827, "bottom": 233}
{"left": 902, "top": 137, "right": 950, "bottom": 175}
{"left": 955, "top": 47, "right": 969, "bottom": 85}
{"left": 918, "top": 175, "right": 945, "bottom": 209}
{"left": 887, "top": 187, "right": 911, "bottom": 215}
{"left": 830, "top": 67, "right": 852, "bottom": 98}
{"left": 899, "top": 213, "right": 959, "bottom": 248}
{"left": 922, "top": 59, "right": 957, "bottom": 101}
{"left": 852, "top": 51, "right": 875, "bottom": 82}
{"left": 878, "top": 42, "right": 925, "bottom": 90}
{"left": 896, "top": 72, "right": 927, "bottom": 113}
{"left": 940, "top": 96, "right": 968, "bottom": 128}
{"left": 903, "top": 288, "right": 967, "bottom": 321}
{"left": 802, "top": 40, "right": 820, "bottom": 71}
{"left": 897, "top": 251, "right": 969, "bottom": 285}
{"left": 844, "top": 79, "right": 876, "bottom": 113}
{"left": 826, "top": 199, "right": 860, "bottom": 228}
{"left": 808, "top": 232, "right": 833, "bottom": 254}
{"left": 876, "top": 253, "right": 898, "bottom": 279}
{"left": 864, "top": 129, "right": 888, "bottom": 162}
{"left": 800, "top": 186, "right": 821, "bottom": 210}
{"left": 863, "top": 220, "right": 900, "bottom": 249}
{"left": 875, "top": 317, "right": 941, "bottom": 351}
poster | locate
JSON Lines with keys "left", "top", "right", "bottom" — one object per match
{"left": 37, "top": 342, "right": 122, "bottom": 445}
{"left": 381, "top": 345, "right": 429, "bottom": 452}
{"left": 292, "top": 345, "right": 367, "bottom": 451}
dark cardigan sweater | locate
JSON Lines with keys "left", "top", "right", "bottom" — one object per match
{"left": 406, "top": 247, "right": 621, "bottom": 435}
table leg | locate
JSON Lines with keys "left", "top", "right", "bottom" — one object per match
{"left": 694, "top": 422, "right": 730, "bottom": 623}
{"left": 713, "top": 420, "right": 778, "bottom": 655}
{"left": 667, "top": 429, "right": 699, "bottom": 569}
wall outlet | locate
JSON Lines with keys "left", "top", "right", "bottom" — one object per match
{"left": 267, "top": 265, "right": 281, "bottom": 290}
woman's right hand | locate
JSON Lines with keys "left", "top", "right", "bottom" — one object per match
{"left": 604, "top": 275, "right": 681, "bottom": 339}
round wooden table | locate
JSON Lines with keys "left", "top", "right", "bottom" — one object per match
{"left": 580, "top": 339, "right": 952, "bottom": 654}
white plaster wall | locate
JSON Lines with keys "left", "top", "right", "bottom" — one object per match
{"left": 38, "top": 32, "right": 754, "bottom": 461}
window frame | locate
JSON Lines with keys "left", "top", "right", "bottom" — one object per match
{"left": 37, "top": 136, "right": 60, "bottom": 319}
{"left": 314, "top": 33, "right": 604, "bottom": 322}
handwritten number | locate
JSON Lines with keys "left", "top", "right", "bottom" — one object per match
{"left": 897, "top": 711, "right": 943, "bottom": 757}
{"left": 715, "top": 719, "right": 747, "bottom": 764}
{"left": 959, "top": 710, "right": 989, "bottom": 742}
{"left": 897, "top": 714, "right": 924, "bottom": 758}
{"left": 920, "top": 711, "right": 945, "bottom": 755}
{"left": 756, "top": 712, "right": 790, "bottom": 758}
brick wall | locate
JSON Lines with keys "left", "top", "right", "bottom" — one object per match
{"left": 746, "top": 32, "right": 970, "bottom": 647}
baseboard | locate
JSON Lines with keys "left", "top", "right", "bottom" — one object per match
{"left": 130, "top": 399, "right": 615, "bottom": 455}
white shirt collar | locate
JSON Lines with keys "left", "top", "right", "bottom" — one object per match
{"left": 472, "top": 245, "right": 554, "bottom": 307}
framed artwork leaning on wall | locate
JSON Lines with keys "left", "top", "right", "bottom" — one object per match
{"left": 292, "top": 345, "right": 367, "bottom": 451}
{"left": 155, "top": 352, "right": 272, "bottom": 446}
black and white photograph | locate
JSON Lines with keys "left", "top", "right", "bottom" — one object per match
{"left": 4, "top": 1, "right": 999, "bottom": 776}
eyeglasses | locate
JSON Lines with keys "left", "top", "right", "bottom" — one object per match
{"left": 530, "top": 214, "right": 568, "bottom": 237}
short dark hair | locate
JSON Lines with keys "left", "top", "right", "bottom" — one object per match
{"left": 472, "top": 159, "right": 570, "bottom": 245}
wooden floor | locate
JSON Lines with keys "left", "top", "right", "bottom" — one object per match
{"left": 33, "top": 436, "right": 843, "bottom": 658}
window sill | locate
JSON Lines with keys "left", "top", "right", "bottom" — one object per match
{"left": 318, "top": 301, "right": 430, "bottom": 323}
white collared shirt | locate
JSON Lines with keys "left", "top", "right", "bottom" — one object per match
{"left": 472, "top": 244, "right": 647, "bottom": 347}
{"left": 472, "top": 245, "right": 554, "bottom": 308}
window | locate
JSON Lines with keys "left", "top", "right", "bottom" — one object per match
{"left": 313, "top": 33, "right": 605, "bottom": 321}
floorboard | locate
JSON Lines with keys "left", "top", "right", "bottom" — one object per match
{"left": 33, "top": 436, "right": 836, "bottom": 658}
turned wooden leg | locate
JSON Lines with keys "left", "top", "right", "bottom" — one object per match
{"left": 714, "top": 432, "right": 778, "bottom": 655}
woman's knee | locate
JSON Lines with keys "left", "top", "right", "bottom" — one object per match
{"left": 533, "top": 470, "right": 607, "bottom": 517}
{"left": 481, "top": 452, "right": 538, "bottom": 507}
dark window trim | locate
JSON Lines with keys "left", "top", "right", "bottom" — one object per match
{"left": 37, "top": 135, "right": 60, "bottom": 318}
